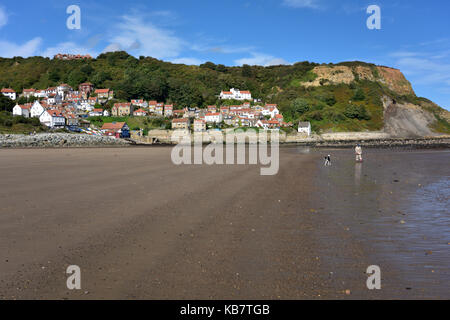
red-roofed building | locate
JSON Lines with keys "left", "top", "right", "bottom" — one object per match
{"left": 89, "top": 108, "right": 105, "bottom": 117}
{"left": 101, "top": 122, "right": 130, "bottom": 138}
{"left": 112, "top": 103, "right": 132, "bottom": 116}
{"left": 164, "top": 104, "right": 173, "bottom": 117}
{"left": 205, "top": 112, "right": 223, "bottom": 123}
{"left": 193, "top": 119, "right": 206, "bottom": 132}
{"left": 79, "top": 82, "right": 94, "bottom": 97}
{"left": 22, "top": 88, "right": 36, "bottom": 98}
{"left": 171, "top": 118, "right": 189, "bottom": 130}
{"left": 256, "top": 119, "right": 280, "bottom": 130}
{"left": 39, "top": 109, "right": 66, "bottom": 128}
{"left": 133, "top": 108, "right": 148, "bottom": 116}
{"left": 207, "top": 105, "right": 217, "bottom": 113}
{"left": 12, "top": 103, "right": 32, "bottom": 117}
{"left": 219, "top": 88, "right": 251, "bottom": 101}
{"left": 173, "top": 109, "right": 184, "bottom": 118}
{"left": 1, "top": 88, "right": 16, "bottom": 100}
{"left": 95, "top": 88, "right": 114, "bottom": 102}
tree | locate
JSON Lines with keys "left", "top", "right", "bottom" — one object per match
{"left": 200, "top": 62, "right": 216, "bottom": 70}
{"left": 344, "top": 104, "right": 371, "bottom": 120}
{"left": 17, "top": 96, "right": 38, "bottom": 105}
{"left": 0, "top": 95, "right": 15, "bottom": 112}
{"left": 353, "top": 88, "right": 366, "bottom": 101}
{"left": 67, "top": 69, "right": 87, "bottom": 88}
{"left": 242, "top": 64, "right": 253, "bottom": 77}
{"left": 48, "top": 70, "right": 60, "bottom": 83}
{"left": 80, "top": 64, "right": 94, "bottom": 76}
{"left": 291, "top": 98, "right": 310, "bottom": 115}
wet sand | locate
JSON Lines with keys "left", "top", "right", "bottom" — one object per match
{"left": 0, "top": 146, "right": 448, "bottom": 299}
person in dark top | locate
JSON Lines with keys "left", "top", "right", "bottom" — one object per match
{"left": 324, "top": 154, "right": 331, "bottom": 166}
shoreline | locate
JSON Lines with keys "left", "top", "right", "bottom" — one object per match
{"left": 1, "top": 132, "right": 449, "bottom": 149}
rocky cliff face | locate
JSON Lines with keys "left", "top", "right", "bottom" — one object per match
{"left": 382, "top": 96, "right": 435, "bottom": 137}
{"left": 303, "top": 65, "right": 414, "bottom": 96}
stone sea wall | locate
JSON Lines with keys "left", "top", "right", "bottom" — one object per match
{"left": 0, "top": 133, "right": 131, "bottom": 148}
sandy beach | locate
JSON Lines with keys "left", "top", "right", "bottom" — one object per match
{"left": 0, "top": 146, "right": 448, "bottom": 299}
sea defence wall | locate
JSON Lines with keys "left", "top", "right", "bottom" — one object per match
{"left": 141, "top": 130, "right": 450, "bottom": 147}
{"left": 0, "top": 133, "right": 131, "bottom": 148}
{"left": 1, "top": 131, "right": 448, "bottom": 148}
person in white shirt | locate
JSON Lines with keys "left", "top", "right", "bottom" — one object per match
{"left": 355, "top": 144, "right": 363, "bottom": 162}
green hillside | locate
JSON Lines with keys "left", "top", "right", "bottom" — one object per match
{"left": 0, "top": 51, "right": 449, "bottom": 133}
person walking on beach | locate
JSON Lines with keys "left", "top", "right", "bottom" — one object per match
{"left": 324, "top": 155, "right": 331, "bottom": 166}
{"left": 355, "top": 144, "right": 363, "bottom": 162}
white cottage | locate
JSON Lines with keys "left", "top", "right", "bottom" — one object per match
{"left": 30, "top": 101, "right": 46, "bottom": 118}
{"left": 12, "top": 104, "right": 31, "bottom": 118}
{"left": 219, "top": 88, "right": 252, "bottom": 101}
{"left": 39, "top": 109, "right": 66, "bottom": 128}
{"left": 205, "top": 112, "right": 223, "bottom": 123}
{"left": 1, "top": 88, "right": 16, "bottom": 100}
{"left": 298, "top": 122, "right": 311, "bottom": 136}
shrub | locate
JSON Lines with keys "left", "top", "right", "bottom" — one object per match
{"left": 344, "top": 104, "right": 371, "bottom": 120}
{"left": 353, "top": 88, "right": 366, "bottom": 101}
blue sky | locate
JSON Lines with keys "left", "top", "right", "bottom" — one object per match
{"left": 0, "top": 0, "right": 449, "bottom": 109}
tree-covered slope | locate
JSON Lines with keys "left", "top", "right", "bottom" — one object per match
{"left": 0, "top": 51, "right": 449, "bottom": 133}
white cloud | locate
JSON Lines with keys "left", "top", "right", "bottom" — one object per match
{"left": 104, "top": 14, "right": 183, "bottom": 59}
{"left": 41, "top": 42, "right": 96, "bottom": 58}
{"left": 0, "top": 7, "right": 7, "bottom": 28}
{"left": 282, "top": 0, "right": 320, "bottom": 9}
{"left": 395, "top": 56, "right": 450, "bottom": 85}
{"left": 235, "top": 53, "right": 289, "bottom": 66}
{"left": 0, "top": 37, "right": 42, "bottom": 58}
{"left": 171, "top": 57, "right": 203, "bottom": 65}
{"left": 389, "top": 51, "right": 420, "bottom": 58}
{"left": 389, "top": 50, "right": 450, "bottom": 88}
{"left": 103, "top": 43, "right": 122, "bottom": 53}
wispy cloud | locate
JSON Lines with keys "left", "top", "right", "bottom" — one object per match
{"left": 282, "top": 0, "right": 321, "bottom": 9}
{"left": 104, "top": 14, "right": 184, "bottom": 59}
{"left": 0, "top": 6, "right": 7, "bottom": 28}
{"left": 42, "top": 41, "right": 96, "bottom": 58}
{"left": 171, "top": 57, "right": 204, "bottom": 65}
{"left": 0, "top": 38, "right": 42, "bottom": 58}
{"left": 394, "top": 55, "right": 450, "bottom": 86}
{"left": 192, "top": 44, "right": 255, "bottom": 55}
{"left": 235, "top": 52, "right": 289, "bottom": 66}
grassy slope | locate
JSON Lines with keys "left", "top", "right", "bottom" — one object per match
{"left": 0, "top": 112, "right": 47, "bottom": 134}
{"left": 87, "top": 116, "right": 171, "bottom": 132}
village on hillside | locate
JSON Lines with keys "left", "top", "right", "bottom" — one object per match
{"left": 2, "top": 84, "right": 312, "bottom": 139}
